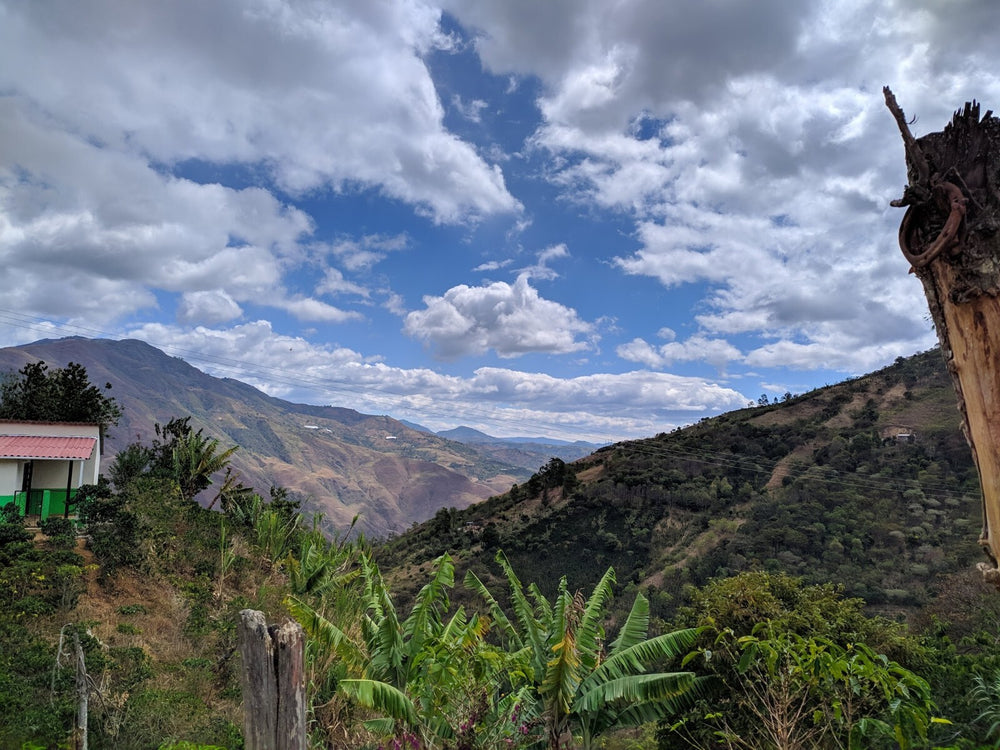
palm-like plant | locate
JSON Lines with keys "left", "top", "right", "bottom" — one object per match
{"left": 171, "top": 429, "right": 238, "bottom": 502}
{"left": 291, "top": 552, "right": 531, "bottom": 748}
{"left": 465, "top": 550, "right": 706, "bottom": 749}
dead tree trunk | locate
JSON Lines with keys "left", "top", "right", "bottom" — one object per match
{"left": 237, "top": 610, "right": 307, "bottom": 750}
{"left": 885, "top": 87, "right": 1000, "bottom": 581}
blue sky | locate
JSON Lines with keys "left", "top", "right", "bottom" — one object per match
{"left": 2, "top": 0, "right": 999, "bottom": 442}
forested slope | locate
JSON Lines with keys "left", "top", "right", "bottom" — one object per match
{"left": 378, "top": 348, "right": 983, "bottom": 620}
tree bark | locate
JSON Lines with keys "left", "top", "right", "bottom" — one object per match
{"left": 238, "top": 610, "right": 307, "bottom": 750}
{"left": 885, "top": 88, "right": 1000, "bottom": 581}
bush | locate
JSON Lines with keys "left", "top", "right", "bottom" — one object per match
{"left": 0, "top": 502, "right": 20, "bottom": 524}
{"left": 40, "top": 516, "right": 76, "bottom": 548}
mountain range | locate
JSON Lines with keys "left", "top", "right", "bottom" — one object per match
{"left": 0, "top": 337, "right": 596, "bottom": 537}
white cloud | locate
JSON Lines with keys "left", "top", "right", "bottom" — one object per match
{"left": 0, "top": 100, "right": 309, "bottom": 322}
{"left": 330, "top": 234, "right": 410, "bottom": 272}
{"left": 451, "top": 94, "right": 489, "bottom": 122}
{"left": 520, "top": 243, "right": 569, "bottom": 280}
{"left": 177, "top": 291, "right": 243, "bottom": 326}
{"left": 279, "top": 297, "right": 362, "bottom": 324}
{"left": 125, "top": 321, "right": 749, "bottom": 441}
{"left": 0, "top": 0, "right": 520, "bottom": 224}
{"left": 617, "top": 335, "right": 743, "bottom": 370}
{"left": 442, "top": 0, "right": 989, "bottom": 374}
{"left": 403, "top": 273, "right": 592, "bottom": 358}
{"left": 472, "top": 259, "right": 514, "bottom": 272}
{"left": 383, "top": 291, "right": 408, "bottom": 317}
{"left": 316, "top": 269, "right": 370, "bottom": 299}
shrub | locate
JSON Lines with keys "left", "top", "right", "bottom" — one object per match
{"left": 40, "top": 516, "right": 76, "bottom": 548}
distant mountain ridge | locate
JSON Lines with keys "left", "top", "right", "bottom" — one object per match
{"left": 0, "top": 337, "right": 536, "bottom": 537}
{"left": 436, "top": 425, "right": 604, "bottom": 449}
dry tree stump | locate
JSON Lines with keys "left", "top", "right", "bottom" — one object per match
{"left": 885, "top": 87, "right": 1000, "bottom": 583}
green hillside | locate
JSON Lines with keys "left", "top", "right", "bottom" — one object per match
{"left": 377, "top": 348, "right": 984, "bottom": 619}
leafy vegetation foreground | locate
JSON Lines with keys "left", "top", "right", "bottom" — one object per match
{"left": 0, "top": 483, "right": 961, "bottom": 749}
{"left": 3, "top": 355, "right": 1000, "bottom": 747}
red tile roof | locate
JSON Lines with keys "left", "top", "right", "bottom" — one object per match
{"left": 0, "top": 435, "right": 97, "bottom": 460}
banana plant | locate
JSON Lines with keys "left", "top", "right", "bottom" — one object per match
{"left": 292, "top": 551, "right": 532, "bottom": 748}
{"left": 465, "top": 550, "right": 706, "bottom": 749}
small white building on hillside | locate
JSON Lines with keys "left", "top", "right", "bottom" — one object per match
{"left": 0, "top": 420, "right": 101, "bottom": 521}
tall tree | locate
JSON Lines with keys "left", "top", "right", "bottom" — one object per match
{"left": 0, "top": 361, "right": 121, "bottom": 428}
{"left": 148, "top": 417, "right": 238, "bottom": 503}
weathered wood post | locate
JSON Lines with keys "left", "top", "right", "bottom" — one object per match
{"left": 73, "top": 630, "right": 88, "bottom": 750}
{"left": 237, "top": 610, "right": 307, "bottom": 750}
{"left": 885, "top": 87, "right": 1000, "bottom": 581}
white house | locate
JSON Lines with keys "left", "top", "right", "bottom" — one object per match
{"left": 0, "top": 420, "right": 101, "bottom": 521}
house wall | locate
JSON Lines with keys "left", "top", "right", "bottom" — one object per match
{"left": 0, "top": 422, "right": 102, "bottom": 518}
{"left": 0, "top": 421, "right": 101, "bottom": 485}
{"left": 0, "top": 461, "right": 18, "bottom": 511}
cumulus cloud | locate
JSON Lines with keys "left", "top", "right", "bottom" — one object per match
{"left": 403, "top": 274, "right": 592, "bottom": 358}
{"left": 0, "top": 100, "right": 309, "bottom": 322}
{"left": 126, "top": 320, "right": 749, "bottom": 441}
{"left": 442, "top": 0, "right": 985, "bottom": 373}
{"left": 0, "top": 0, "right": 524, "bottom": 344}
{"left": 0, "top": 0, "right": 520, "bottom": 224}
{"left": 5, "top": 0, "right": 998, "bottom": 444}
{"left": 177, "top": 291, "right": 243, "bottom": 326}
{"left": 617, "top": 335, "right": 743, "bottom": 370}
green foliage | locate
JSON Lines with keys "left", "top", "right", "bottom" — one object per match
{"left": 971, "top": 668, "right": 1000, "bottom": 743}
{"left": 40, "top": 516, "right": 76, "bottom": 548}
{"left": 381, "top": 348, "right": 981, "bottom": 633}
{"left": 110, "top": 417, "right": 241, "bottom": 506}
{"left": 466, "top": 551, "right": 706, "bottom": 749}
{"left": 146, "top": 417, "right": 239, "bottom": 503}
{"left": 0, "top": 360, "right": 121, "bottom": 426}
{"left": 5, "top": 346, "right": 997, "bottom": 750}
{"left": 78, "top": 479, "right": 146, "bottom": 574}
{"left": 715, "top": 628, "right": 940, "bottom": 749}
{"left": 665, "top": 572, "right": 944, "bottom": 749}
{"left": 292, "top": 551, "right": 535, "bottom": 749}
{"left": 1, "top": 501, "right": 20, "bottom": 525}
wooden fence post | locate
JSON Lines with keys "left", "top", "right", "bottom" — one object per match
{"left": 238, "top": 610, "right": 307, "bottom": 750}
{"left": 73, "top": 631, "right": 88, "bottom": 750}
